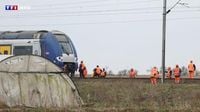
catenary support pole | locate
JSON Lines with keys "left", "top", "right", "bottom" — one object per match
{"left": 161, "top": 0, "right": 167, "bottom": 83}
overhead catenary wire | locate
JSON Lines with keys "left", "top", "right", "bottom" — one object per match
{"left": 0, "top": 16, "right": 199, "bottom": 28}
{"left": 2, "top": 0, "right": 198, "bottom": 15}
{"left": 19, "top": 1, "right": 195, "bottom": 12}
{"left": 166, "top": 0, "right": 182, "bottom": 13}
{"left": 1, "top": 0, "right": 199, "bottom": 28}
{"left": 31, "top": 2, "right": 158, "bottom": 11}
{"left": 28, "top": 5, "right": 199, "bottom": 14}
{"left": 1, "top": 0, "right": 198, "bottom": 16}
{"left": 1, "top": 6, "right": 199, "bottom": 19}
{"left": 1, "top": 10, "right": 200, "bottom": 19}
{"left": 1, "top": 6, "right": 162, "bottom": 16}
{"left": 29, "top": 0, "right": 160, "bottom": 9}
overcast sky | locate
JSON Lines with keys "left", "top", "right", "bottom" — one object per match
{"left": 0, "top": 0, "right": 200, "bottom": 74}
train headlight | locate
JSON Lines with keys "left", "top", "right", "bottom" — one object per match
{"left": 56, "top": 56, "right": 63, "bottom": 62}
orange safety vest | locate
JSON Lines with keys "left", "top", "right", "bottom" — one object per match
{"left": 95, "top": 67, "right": 101, "bottom": 74}
{"left": 167, "top": 70, "right": 172, "bottom": 77}
{"left": 167, "top": 70, "right": 170, "bottom": 75}
{"left": 188, "top": 63, "right": 194, "bottom": 72}
{"left": 83, "top": 69, "right": 87, "bottom": 77}
{"left": 151, "top": 68, "right": 158, "bottom": 77}
{"left": 81, "top": 64, "right": 85, "bottom": 70}
{"left": 129, "top": 70, "right": 135, "bottom": 77}
{"left": 101, "top": 71, "right": 106, "bottom": 77}
{"left": 174, "top": 68, "right": 180, "bottom": 76}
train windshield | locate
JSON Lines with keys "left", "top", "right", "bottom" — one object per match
{"left": 54, "top": 35, "right": 73, "bottom": 54}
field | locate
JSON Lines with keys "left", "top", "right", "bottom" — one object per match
{"left": 73, "top": 78, "right": 200, "bottom": 112}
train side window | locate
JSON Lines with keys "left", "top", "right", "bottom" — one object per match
{"left": 13, "top": 46, "right": 33, "bottom": 55}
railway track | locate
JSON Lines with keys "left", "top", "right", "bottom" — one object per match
{"left": 72, "top": 77, "right": 200, "bottom": 84}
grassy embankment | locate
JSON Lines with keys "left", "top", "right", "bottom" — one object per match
{"left": 74, "top": 79, "right": 200, "bottom": 112}
{"left": 1, "top": 78, "right": 200, "bottom": 112}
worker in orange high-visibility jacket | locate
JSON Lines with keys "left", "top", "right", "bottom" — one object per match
{"left": 93, "top": 65, "right": 102, "bottom": 77}
{"left": 79, "top": 61, "right": 85, "bottom": 78}
{"left": 129, "top": 68, "right": 136, "bottom": 78}
{"left": 100, "top": 68, "right": 107, "bottom": 78}
{"left": 166, "top": 67, "right": 172, "bottom": 79}
{"left": 173, "top": 65, "right": 181, "bottom": 84}
{"left": 188, "top": 60, "right": 196, "bottom": 79}
{"left": 83, "top": 66, "right": 88, "bottom": 78}
{"left": 150, "top": 67, "right": 159, "bottom": 85}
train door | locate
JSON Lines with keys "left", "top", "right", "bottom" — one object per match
{"left": 32, "top": 40, "right": 41, "bottom": 56}
{"left": 0, "top": 45, "right": 11, "bottom": 55}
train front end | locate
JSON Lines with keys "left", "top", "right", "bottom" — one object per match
{"left": 52, "top": 31, "right": 78, "bottom": 75}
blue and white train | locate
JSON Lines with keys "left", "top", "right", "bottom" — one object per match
{"left": 0, "top": 30, "right": 78, "bottom": 74}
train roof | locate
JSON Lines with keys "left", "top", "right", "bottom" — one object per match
{"left": 51, "top": 30, "right": 65, "bottom": 35}
{"left": 51, "top": 30, "right": 70, "bottom": 37}
{"left": 0, "top": 30, "right": 51, "bottom": 39}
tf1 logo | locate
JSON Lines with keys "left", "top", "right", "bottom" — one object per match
{"left": 5, "top": 5, "right": 18, "bottom": 10}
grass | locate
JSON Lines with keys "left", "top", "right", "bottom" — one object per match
{"left": 73, "top": 79, "right": 200, "bottom": 112}
{"left": 1, "top": 79, "right": 200, "bottom": 112}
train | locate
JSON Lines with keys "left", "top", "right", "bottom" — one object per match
{"left": 0, "top": 30, "right": 78, "bottom": 75}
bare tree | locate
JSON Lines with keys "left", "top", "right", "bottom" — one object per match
{"left": 118, "top": 69, "right": 128, "bottom": 76}
{"left": 107, "top": 70, "right": 114, "bottom": 76}
{"left": 195, "top": 69, "right": 200, "bottom": 76}
{"left": 181, "top": 66, "right": 187, "bottom": 76}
